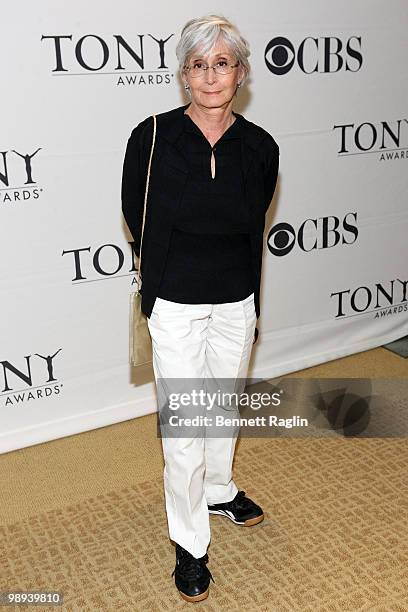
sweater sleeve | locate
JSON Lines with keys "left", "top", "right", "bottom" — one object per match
{"left": 263, "top": 134, "right": 280, "bottom": 214}
{"left": 121, "top": 117, "right": 151, "bottom": 258}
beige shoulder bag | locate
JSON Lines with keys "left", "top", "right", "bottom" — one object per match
{"left": 129, "top": 114, "right": 156, "bottom": 366}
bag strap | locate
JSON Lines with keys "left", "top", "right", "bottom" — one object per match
{"left": 137, "top": 113, "right": 156, "bottom": 292}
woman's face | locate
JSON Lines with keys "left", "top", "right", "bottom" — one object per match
{"left": 183, "top": 38, "right": 245, "bottom": 111}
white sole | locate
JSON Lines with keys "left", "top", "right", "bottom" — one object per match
{"left": 208, "top": 508, "right": 264, "bottom": 526}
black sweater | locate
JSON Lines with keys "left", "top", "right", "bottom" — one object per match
{"left": 157, "top": 111, "right": 254, "bottom": 304}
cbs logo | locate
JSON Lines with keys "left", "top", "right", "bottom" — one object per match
{"left": 267, "top": 214, "right": 358, "bottom": 256}
{"left": 264, "top": 36, "right": 362, "bottom": 75}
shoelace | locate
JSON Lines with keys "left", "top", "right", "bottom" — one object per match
{"left": 228, "top": 490, "right": 253, "bottom": 511}
{"left": 172, "top": 552, "right": 215, "bottom": 583}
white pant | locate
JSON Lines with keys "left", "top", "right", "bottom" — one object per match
{"left": 147, "top": 292, "right": 257, "bottom": 558}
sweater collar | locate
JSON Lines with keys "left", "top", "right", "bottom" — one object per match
{"left": 157, "top": 104, "right": 262, "bottom": 151}
{"left": 152, "top": 104, "right": 266, "bottom": 180}
{"left": 182, "top": 107, "right": 243, "bottom": 141}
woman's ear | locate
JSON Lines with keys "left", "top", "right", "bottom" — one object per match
{"left": 181, "top": 67, "right": 189, "bottom": 90}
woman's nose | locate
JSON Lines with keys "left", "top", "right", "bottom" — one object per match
{"left": 205, "top": 67, "right": 217, "bottom": 84}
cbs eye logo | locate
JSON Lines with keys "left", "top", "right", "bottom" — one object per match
{"left": 264, "top": 35, "right": 363, "bottom": 75}
{"left": 267, "top": 223, "right": 296, "bottom": 256}
{"left": 264, "top": 37, "right": 295, "bottom": 75}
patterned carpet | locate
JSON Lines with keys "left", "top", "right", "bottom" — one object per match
{"left": 1, "top": 437, "right": 407, "bottom": 611}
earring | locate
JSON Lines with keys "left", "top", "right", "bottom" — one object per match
{"left": 237, "top": 82, "right": 242, "bottom": 88}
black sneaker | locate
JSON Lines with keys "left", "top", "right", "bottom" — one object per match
{"left": 208, "top": 490, "right": 264, "bottom": 526}
{"left": 171, "top": 543, "right": 215, "bottom": 602}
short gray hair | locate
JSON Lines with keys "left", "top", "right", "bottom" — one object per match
{"left": 176, "top": 14, "right": 251, "bottom": 85}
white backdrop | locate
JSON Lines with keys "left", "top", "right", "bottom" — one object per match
{"left": 1, "top": 1, "right": 407, "bottom": 452}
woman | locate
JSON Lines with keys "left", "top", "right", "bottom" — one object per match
{"left": 121, "top": 14, "right": 279, "bottom": 603}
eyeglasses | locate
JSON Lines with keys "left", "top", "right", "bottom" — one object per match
{"left": 185, "top": 60, "right": 240, "bottom": 78}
